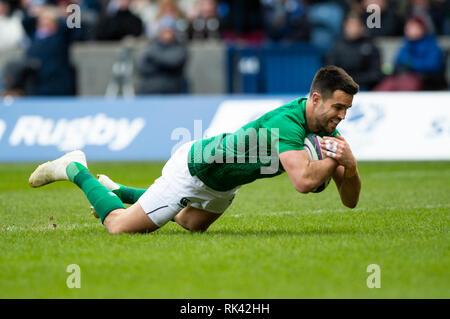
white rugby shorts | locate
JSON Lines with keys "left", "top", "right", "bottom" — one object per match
{"left": 138, "top": 141, "right": 239, "bottom": 227}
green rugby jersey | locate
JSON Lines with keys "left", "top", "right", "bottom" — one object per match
{"left": 187, "top": 98, "right": 339, "bottom": 191}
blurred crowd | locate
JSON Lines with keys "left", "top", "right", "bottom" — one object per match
{"left": 0, "top": 0, "right": 449, "bottom": 96}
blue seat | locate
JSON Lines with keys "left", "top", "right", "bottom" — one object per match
{"left": 227, "top": 43, "right": 322, "bottom": 93}
{"left": 263, "top": 43, "right": 322, "bottom": 93}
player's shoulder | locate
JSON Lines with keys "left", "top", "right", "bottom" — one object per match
{"left": 266, "top": 97, "right": 306, "bottom": 119}
{"left": 282, "top": 97, "right": 307, "bottom": 109}
{"left": 243, "top": 97, "right": 307, "bottom": 131}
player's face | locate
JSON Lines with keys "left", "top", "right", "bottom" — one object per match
{"left": 315, "top": 90, "right": 353, "bottom": 134}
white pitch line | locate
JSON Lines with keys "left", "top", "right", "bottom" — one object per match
{"left": 1, "top": 222, "right": 100, "bottom": 233}
{"left": 363, "top": 171, "right": 450, "bottom": 179}
{"left": 228, "top": 204, "right": 450, "bottom": 218}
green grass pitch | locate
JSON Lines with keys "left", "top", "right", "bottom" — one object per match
{"left": 0, "top": 161, "right": 449, "bottom": 298}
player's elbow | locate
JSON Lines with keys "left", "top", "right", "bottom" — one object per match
{"left": 343, "top": 197, "right": 359, "bottom": 209}
{"left": 343, "top": 190, "right": 361, "bottom": 209}
{"left": 294, "top": 181, "right": 314, "bottom": 194}
{"left": 344, "top": 201, "right": 358, "bottom": 209}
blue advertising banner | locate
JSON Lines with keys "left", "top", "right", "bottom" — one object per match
{"left": 0, "top": 96, "right": 296, "bottom": 162}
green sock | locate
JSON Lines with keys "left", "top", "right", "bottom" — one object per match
{"left": 113, "top": 186, "right": 146, "bottom": 204}
{"left": 66, "top": 162, "right": 125, "bottom": 223}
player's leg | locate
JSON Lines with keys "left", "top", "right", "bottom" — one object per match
{"left": 95, "top": 175, "right": 220, "bottom": 232}
{"left": 28, "top": 150, "right": 160, "bottom": 234}
{"left": 174, "top": 190, "right": 238, "bottom": 232}
{"left": 97, "top": 174, "right": 146, "bottom": 204}
{"left": 103, "top": 202, "right": 159, "bottom": 234}
{"left": 96, "top": 174, "right": 223, "bottom": 230}
{"left": 173, "top": 206, "right": 223, "bottom": 232}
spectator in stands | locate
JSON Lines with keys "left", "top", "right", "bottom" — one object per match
{"left": 306, "top": 0, "right": 345, "bottom": 52}
{"left": 261, "top": 0, "right": 310, "bottom": 42}
{"left": 0, "top": 0, "right": 25, "bottom": 49}
{"left": 137, "top": 16, "right": 188, "bottom": 94}
{"left": 325, "top": 12, "right": 382, "bottom": 90}
{"left": 187, "top": 0, "right": 221, "bottom": 40}
{"left": 20, "top": 5, "right": 82, "bottom": 95}
{"left": 374, "top": 14, "right": 445, "bottom": 91}
{"left": 361, "top": 0, "right": 403, "bottom": 37}
{"left": 146, "top": 0, "right": 187, "bottom": 40}
{"left": 96, "top": 0, "right": 143, "bottom": 41}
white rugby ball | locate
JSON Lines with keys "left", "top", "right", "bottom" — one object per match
{"left": 303, "top": 133, "right": 331, "bottom": 193}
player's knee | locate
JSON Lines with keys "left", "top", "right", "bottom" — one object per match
{"left": 104, "top": 212, "right": 125, "bottom": 235}
{"left": 175, "top": 216, "right": 208, "bottom": 232}
{"left": 188, "top": 223, "right": 209, "bottom": 232}
{"left": 106, "top": 222, "right": 124, "bottom": 235}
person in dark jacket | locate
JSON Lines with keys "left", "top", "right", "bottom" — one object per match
{"left": 96, "top": 0, "right": 143, "bottom": 41}
{"left": 137, "top": 16, "right": 188, "bottom": 94}
{"left": 361, "top": 0, "right": 403, "bottom": 37}
{"left": 325, "top": 13, "right": 382, "bottom": 90}
{"left": 23, "top": 5, "right": 82, "bottom": 95}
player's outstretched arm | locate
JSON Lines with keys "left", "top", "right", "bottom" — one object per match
{"left": 321, "top": 135, "right": 361, "bottom": 208}
{"left": 332, "top": 165, "right": 361, "bottom": 208}
{"left": 279, "top": 150, "right": 338, "bottom": 194}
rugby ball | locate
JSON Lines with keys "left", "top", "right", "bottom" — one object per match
{"left": 303, "top": 133, "right": 331, "bottom": 193}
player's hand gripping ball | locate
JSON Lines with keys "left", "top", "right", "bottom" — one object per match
{"left": 303, "top": 133, "right": 331, "bottom": 193}
{"left": 321, "top": 135, "right": 357, "bottom": 171}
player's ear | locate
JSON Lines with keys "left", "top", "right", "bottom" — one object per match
{"left": 311, "top": 92, "right": 321, "bottom": 105}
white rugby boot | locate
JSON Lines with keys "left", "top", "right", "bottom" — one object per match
{"left": 97, "top": 174, "right": 120, "bottom": 191}
{"left": 28, "top": 150, "right": 87, "bottom": 188}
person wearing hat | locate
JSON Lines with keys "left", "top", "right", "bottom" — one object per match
{"left": 396, "top": 15, "right": 443, "bottom": 74}
{"left": 137, "top": 15, "right": 188, "bottom": 94}
{"left": 374, "top": 14, "right": 445, "bottom": 91}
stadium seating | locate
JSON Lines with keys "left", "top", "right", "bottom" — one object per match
{"left": 226, "top": 43, "right": 322, "bottom": 94}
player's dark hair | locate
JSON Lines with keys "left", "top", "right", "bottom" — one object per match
{"left": 309, "top": 66, "right": 359, "bottom": 100}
